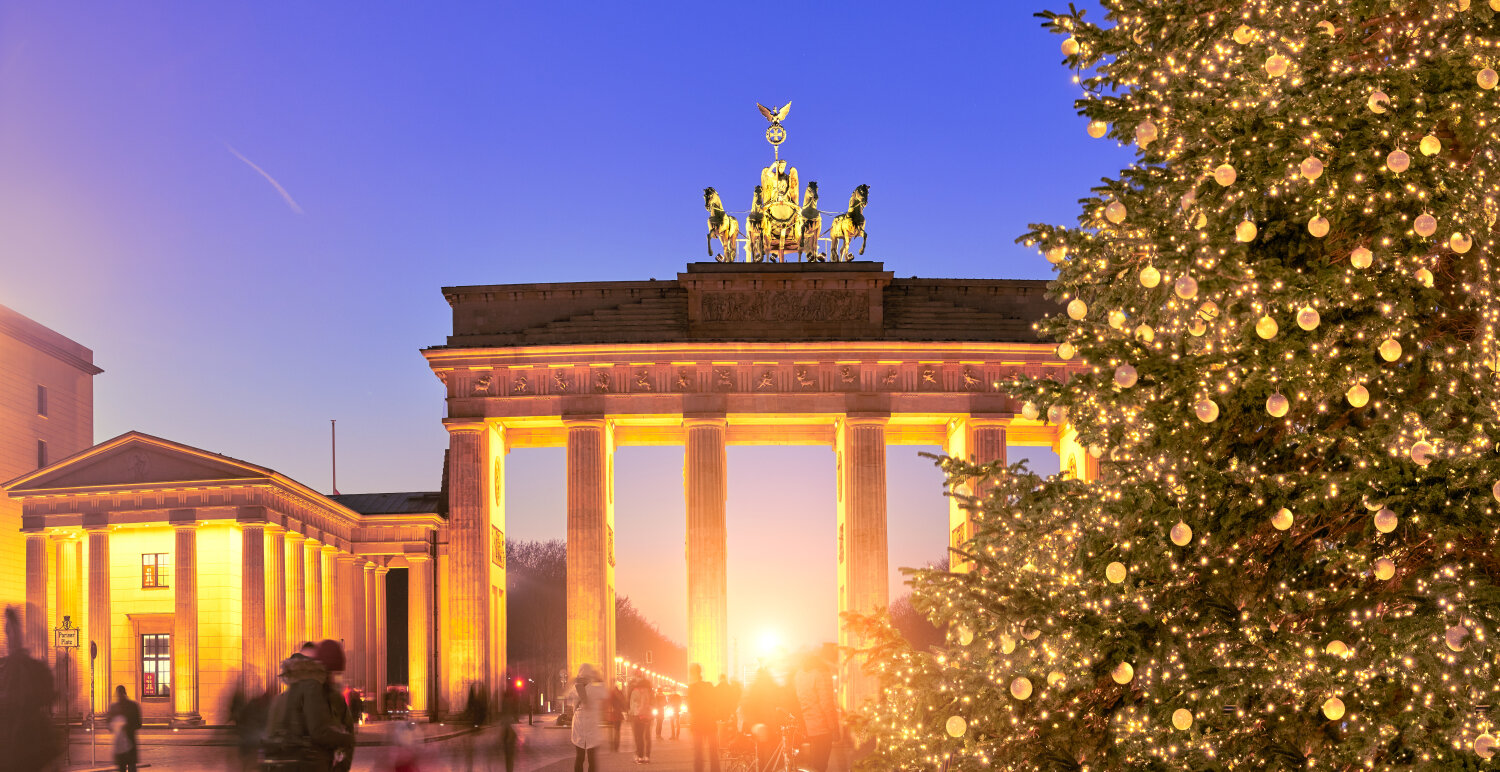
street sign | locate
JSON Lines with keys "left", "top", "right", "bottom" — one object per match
{"left": 55, "top": 628, "right": 79, "bottom": 648}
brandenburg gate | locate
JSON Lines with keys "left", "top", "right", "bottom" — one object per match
{"left": 424, "top": 261, "right": 1088, "bottom": 708}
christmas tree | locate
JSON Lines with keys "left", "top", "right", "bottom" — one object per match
{"left": 851, "top": 2, "right": 1500, "bottom": 769}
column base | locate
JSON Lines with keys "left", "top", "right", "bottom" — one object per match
{"left": 170, "top": 714, "right": 205, "bottom": 728}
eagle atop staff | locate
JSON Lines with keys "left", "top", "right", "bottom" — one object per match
{"left": 757, "top": 102, "right": 791, "bottom": 123}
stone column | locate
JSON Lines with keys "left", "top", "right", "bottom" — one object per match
{"left": 86, "top": 524, "right": 111, "bottom": 714}
{"left": 266, "top": 527, "right": 287, "bottom": 692}
{"left": 443, "top": 421, "right": 505, "bottom": 713}
{"left": 336, "top": 555, "right": 359, "bottom": 683}
{"left": 364, "top": 562, "right": 378, "bottom": 708}
{"left": 374, "top": 564, "right": 389, "bottom": 713}
{"left": 407, "top": 550, "right": 434, "bottom": 718}
{"left": 566, "top": 418, "right": 616, "bottom": 685}
{"left": 306, "top": 541, "right": 323, "bottom": 641}
{"left": 1053, "top": 422, "right": 1099, "bottom": 482}
{"left": 322, "top": 545, "right": 338, "bottom": 647}
{"left": 286, "top": 533, "right": 307, "bottom": 649}
{"left": 683, "top": 416, "right": 728, "bottom": 682}
{"left": 58, "top": 537, "right": 84, "bottom": 716}
{"left": 240, "top": 515, "right": 268, "bottom": 694}
{"left": 835, "top": 416, "right": 888, "bottom": 709}
{"left": 943, "top": 417, "right": 1007, "bottom": 574}
{"left": 170, "top": 514, "right": 202, "bottom": 725}
{"left": 24, "top": 533, "right": 48, "bottom": 655}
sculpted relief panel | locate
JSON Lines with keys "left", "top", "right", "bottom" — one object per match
{"left": 700, "top": 290, "right": 867, "bottom": 322}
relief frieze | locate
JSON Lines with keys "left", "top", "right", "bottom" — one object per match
{"left": 700, "top": 289, "right": 867, "bottom": 322}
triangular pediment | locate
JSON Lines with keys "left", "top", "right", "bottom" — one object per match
{"left": 5, "top": 432, "right": 272, "bottom": 492}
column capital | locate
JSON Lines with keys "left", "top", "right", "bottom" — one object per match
{"left": 561, "top": 416, "right": 609, "bottom": 430}
{"left": 320, "top": 543, "right": 339, "bottom": 555}
{"left": 682, "top": 414, "right": 728, "bottom": 429}
{"left": 840, "top": 413, "right": 890, "bottom": 428}
{"left": 285, "top": 531, "right": 307, "bottom": 544}
{"left": 444, "top": 419, "right": 489, "bottom": 434}
{"left": 336, "top": 553, "right": 360, "bottom": 566}
{"left": 374, "top": 564, "right": 390, "bottom": 576}
{"left": 405, "top": 551, "right": 433, "bottom": 564}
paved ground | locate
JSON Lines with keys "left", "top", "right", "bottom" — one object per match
{"left": 58, "top": 716, "right": 855, "bottom": 772}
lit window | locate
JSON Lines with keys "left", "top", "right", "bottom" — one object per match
{"left": 142, "top": 553, "right": 172, "bottom": 588}
{"left": 141, "top": 634, "right": 171, "bottom": 698}
{"left": 37, "top": 385, "right": 47, "bottom": 417}
{"left": 37, "top": 440, "right": 47, "bottom": 469}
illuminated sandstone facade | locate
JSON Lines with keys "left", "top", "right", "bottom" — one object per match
{"left": 426, "top": 261, "right": 1092, "bottom": 708}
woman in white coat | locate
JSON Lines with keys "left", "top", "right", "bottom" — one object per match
{"left": 565, "top": 663, "right": 609, "bottom": 771}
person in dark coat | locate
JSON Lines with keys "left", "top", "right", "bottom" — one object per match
{"left": 106, "top": 685, "right": 143, "bottom": 772}
{"left": 603, "top": 682, "right": 624, "bottom": 752}
{"left": 0, "top": 606, "right": 59, "bottom": 772}
{"left": 686, "top": 664, "right": 720, "bottom": 772}
{"left": 265, "top": 649, "right": 352, "bottom": 771}
{"left": 313, "top": 640, "right": 357, "bottom": 772}
{"left": 230, "top": 684, "right": 272, "bottom": 772}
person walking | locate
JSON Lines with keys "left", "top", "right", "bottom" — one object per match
{"left": 496, "top": 681, "right": 520, "bottom": 772}
{"left": 686, "top": 664, "right": 720, "bottom": 772}
{"left": 264, "top": 646, "right": 352, "bottom": 771}
{"left": 604, "top": 681, "right": 625, "bottom": 752}
{"left": 667, "top": 691, "right": 683, "bottom": 739}
{"left": 627, "top": 672, "right": 655, "bottom": 764}
{"left": 0, "top": 606, "right": 60, "bottom": 772}
{"left": 564, "top": 664, "right": 607, "bottom": 772}
{"left": 105, "top": 685, "right": 142, "bottom": 772}
{"left": 312, "top": 640, "right": 357, "bottom": 772}
{"left": 652, "top": 688, "right": 666, "bottom": 740}
{"left": 793, "top": 654, "right": 839, "bottom": 772}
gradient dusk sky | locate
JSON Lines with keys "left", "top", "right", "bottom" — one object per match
{"left": 0, "top": 1, "right": 1120, "bottom": 656}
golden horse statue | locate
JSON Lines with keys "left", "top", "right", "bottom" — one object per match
{"left": 827, "top": 184, "right": 869, "bottom": 262}
{"left": 703, "top": 187, "right": 739, "bottom": 263}
{"left": 799, "top": 181, "right": 824, "bottom": 261}
{"left": 746, "top": 185, "right": 765, "bottom": 262}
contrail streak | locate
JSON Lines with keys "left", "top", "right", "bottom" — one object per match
{"left": 225, "top": 143, "right": 304, "bottom": 214}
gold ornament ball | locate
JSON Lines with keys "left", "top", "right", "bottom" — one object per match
{"left": 1414, "top": 213, "right": 1437, "bottom": 237}
{"left": 1088, "top": 444, "right": 1104, "bottom": 459}
{"left": 1233, "top": 24, "right": 1254, "bottom": 44}
{"left": 1087, "top": 120, "right": 1107, "bottom": 138}
{"left": 1266, "top": 393, "right": 1290, "bottom": 418}
{"left": 1061, "top": 37, "right": 1079, "bottom": 56}
{"left": 1317, "top": 20, "right": 1336, "bottom": 36}
{"left": 1105, "top": 201, "right": 1127, "bottom": 224}
{"left": 1480, "top": 68, "right": 1499, "bottom": 90}
{"left": 1374, "top": 508, "right": 1398, "bottom": 533}
{"left": 1272, "top": 507, "right": 1294, "bottom": 530}
{"left": 1172, "top": 708, "right": 1193, "bottom": 731}
{"left": 1046, "top": 246, "right": 1067, "bottom": 263}
{"left": 1021, "top": 402, "right": 1040, "bottom": 421}
{"left": 1347, "top": 384, "right": 1370, "bottom": 407}
{"left": 1255, "top": 316, "right": 1279, "bottom": 339}
{"left": 1300, "top": 157, "right": 1323, "bottom": 180}
{"left": 1236, "top": 220, "right": 1258, "bottom": 242}
{"left": 1111, "top": 662, "right": 1135, "bottom": 684}
{"left": 1264, "top": 54, "right": 1288, "bottom": 77}
{"left": 1067, "top": 298, "right": 1088, "bottom": 320}
{"left": 957, "top": 625, "right": 975, "bottom": 646}
{"left": 1170, "top": 521, "right": 1193, "bottom": 546}
{"left": 1175, "top": 275, "right": 1198, "bottom": 299}
{"left": 1135, "top": 323, "right": 1155, "bottom": 342}
{"left": 1296, "top": 306, "right": 1320, "bottom": 330}
{"left": 946, "top": 715, "right": 967, "bottom": 738}
{"left": 1368, "top": 90, "right": 1390, "bottom": 113}
{"left": 1213, "top": 163, "right": 1237, "bottom": 186}
{"left": 1000, "top": 633, "right": 1016, "bottom": 654}
{"left": 1374, "top": 557, "right": 1396, "bottom": 581}
{"left": 1451, "top": 233, "right": 1473, "bottom": 253}
{"left": 1140, "top": 264, "right": 1161, "bottom": 288}
{"left": 1493, "top": 479, "right": 1500, "bottom": 503}
{"left": 1135, "top": 120, "right": 1158, "bottom": 147}
{"left": 1351, "top": 246, "right": 1373, "bottom": 268}
{"left": 1010, "top": 677, "right": 1033, "bottom": 701}
{"left": 1325, "top": 639, "right": 1349, "bottom": 657}
{"left": 1188, "top": 318, "right": 1207, "bottom": 336}
{"left": 1415, "top": 267, "right": 1434, "bottom": 288}
{"left": 1379, "top": 338, "right": 1402, "bottom": 362}
{"left": 1477, "top": 734, "right": 1498, "bottom": 761}
{"left": 1308, "top": 215, "right": 1330, "bottom": 237}
{"left": 1455, "top": 0, "right": 1471, "bottom": 8}
{"left": 1194, "top": 399, "right": 1219, "bottom": 423}
{"left": 1492, "top": 0, "right": 1500, "bottom": 10}
{"left": 1446, "top": 624, "right": 1471, "bottom": 652}
{"left": 1197, "top": 301, "right": 1219, "bottom": 321}
{"left": 1364, "top": 497, "right": 1385, "bottom": 512}
{"left": 1046, "top": 670, "right": 1065, "bottom": 687}
{"left": 1386, "top": 149, "right": 1410, "bottom": 173}
{"left": 1322, "top": 697, "right": 1346, "bottom": 721}
{"left": 1108, "top": 310, "right": 1127, "bottom": 329}
{"left": 1419, "top": 135, "right": 1441, "bottom": 156}
{"left": 1057, "top": 342, "right": 1075, "bottom": 360}
{"left": 1021, "top": 627, "right": 1041, "bottom": 641}
{"left": 1410, "top": 440, "right": 1434, "bottom": 466}
{"left": 1047, "top": 405, "right": 1067, "bottom": 424}
{"left": 1106, "top": 561, "right": 1127, "bottom": 584}
{"left": 1193, "top": 212, "right": 1207, "bottom": 229}
{"left": 1114, "top": 364, "right": 1139, "bottom": 388}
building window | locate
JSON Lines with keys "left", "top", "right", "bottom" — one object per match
{"left": 142, "top": 553, "right": 172, "bottom": 588}
{"left": 141, "top": 634, "right": 171, "bottom": 699}
{"left": 37, "top": 440, "right": 47, "bottom": 469}
{"left": 37, "top": 385, "right": 48, "bottom": 417}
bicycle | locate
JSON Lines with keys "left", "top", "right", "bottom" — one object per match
{"left": 722, "top": 713, "right": 813, "bottom": 772}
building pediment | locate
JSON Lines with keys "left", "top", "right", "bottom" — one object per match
{"left": 4, "top": 432, "right": 272, "bottom": 493}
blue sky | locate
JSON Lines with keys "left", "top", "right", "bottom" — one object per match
{"left": 0, "top": 1, "right": 1119, "bottom": 651}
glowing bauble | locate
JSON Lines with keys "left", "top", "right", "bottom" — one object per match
{"left": 1056, "top": 342, "right": 1075, "bottom": 360}
{"left": 1374, "top": 557, "right": 1395, "bottom": 581}
{"left": 1414, "top": 214, "right": 1437, "bottom": 237}
{"left": 1494, "top": 479, "right": 1500, "bottom": 502}
{"left": 1255, "top": 316, "right": 1279, "bottom": 339}
{"left": 1379, "top": 338, "right": 1402, "bottom": 361}
{"left": 1046, "top": 246, "right": 1067, "bottom": 263}
{"left": 1135, "top": 324, "right": 1155, "bottom": 342}
{"left": 1264, "top": 54, "right": 1288, "bottom": 78}
{"left": 1296, "top": 307, "right": 1320, "bottom": 330}
{"left": 1480, "top": 68, "right": 1499, "bottom": 90}
{"left": 1047, "top": 405, "right": 1067, "bottom": 424}
{"left": 1233, "top": 24, "right": 1254, "bottom": 44}
{"left": 1170, "top": 521, "right": 1193, "bottom": 546}
{"left": 1446, "top": 624, "right": 1472, "bottom": 652}
{"left": 1087, "top": 120, "right": 1107, "bottom": 138}
{"left": 1172, "top": 709, "right": 1193, "bottom": 731}
{"left": 1322, "top": 697, "right": 1346, "bottom": 720}
{"left": 1300, "top": 156, "right": 1323, "bottom": 180}
{"left": 1478, "top": 734, "right": 1498, "bottom": 760}
{"left": 1194, "top": 399, "right": 1219, "bottom": 423}
{"left": 1108, "top": 310, "right": 1127, "bottom": 330}
{"left": 1140, "top": 264, "right": 1161, "bottom": 287}
{"left": 1416, "top": 267, "right": 1434, "bottom": 288}
{"left": 1114, "top": 364, "right": 1139, "bottom": 388}
{"left": 946, "top": 715, "right": 967, "bottom": 737}
{"left": 1457, "top": 0, "right": 1472, "bottom": 8}
{"left": 1347, "top": 384, "right": 1370, "bottom": 408}
{"left": 1410, "top": 440, "right": 1434, "bottom": 466}
{"left": 1105, "top": 201, "right": 1127, "bottom": 224}
{"left": 1175, "top": 275, "right": 1198, "bottom": 299}
{"left": 1135, "top": 119, "right": 1159, "bottom": 147}
{"left": 1236, "top": 220, "right": 1258, "bottom": 242}
{"left": 1351, "top": 246, "right": 1373, "bottom": 268}
{"left": 1267, "top": 393, "right": 1289, "bottom": 417}
{"left": 1111, "top": 662, "right": 1135, "bottom": 684}
{"left": 1325, "top": 640, "right": 1349, "bottom": 657}
{"left": 1368, "top": 90, "right": 1390, "bottom": 113}
{"left": 1061, "top": 37, "right": 1079, "bottom": 56}
{"left": 1451, "top": 233, "right": 1473, "bottom": 253}
{"left": 1022, "top": 627, "right": 1040, "bottom": 641}
{"left": 1188, "top": 319, "right": 1207, "bottom": 336}
{"left": 1193, "top": 212, "right": 1207, "bottom": 230}
{"left": 1272, "top": 507, "right": 1294, "bottom": 530}
{"left": 1197, "top": 301, "right": 1219, "bottom": 321}
{"left": 1420, "top": 135, "right": 1442, "bottom": 156}
{"left": 1317, "top": 20, "right": 1336, "bottom": 36}
{"left": 1308, "top": 215, "right": 1330, "bottom": 237}
{"left": 1067, "top": 298, "right": 1088, "bottom": 320}
{"left": 1009, "top": 677, "right": 1033, "bottom": 700}
{"left": 1021, "top": 402, "right": 1039, "bottom": 421}
{"left": 1375, "top": 508, "right": 1398, "bottom": 533}
{"left": 1387, "top": 149, "right": 1410, "bottom": 173}
{"left": 1088, "top": 444, "right": 1103, "bottom": 459}
{"left": 1213, "top": 163, "right": 1237, "bottom": 186}
{"left": 1000, "top": 633, "right": 1016, "bottom": 654}
{"left": 1047, "top": 670, "right": 1065, "bottom": 686}
{"left": 1106, "top": 561, "right": 1127, "bottom": 584}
